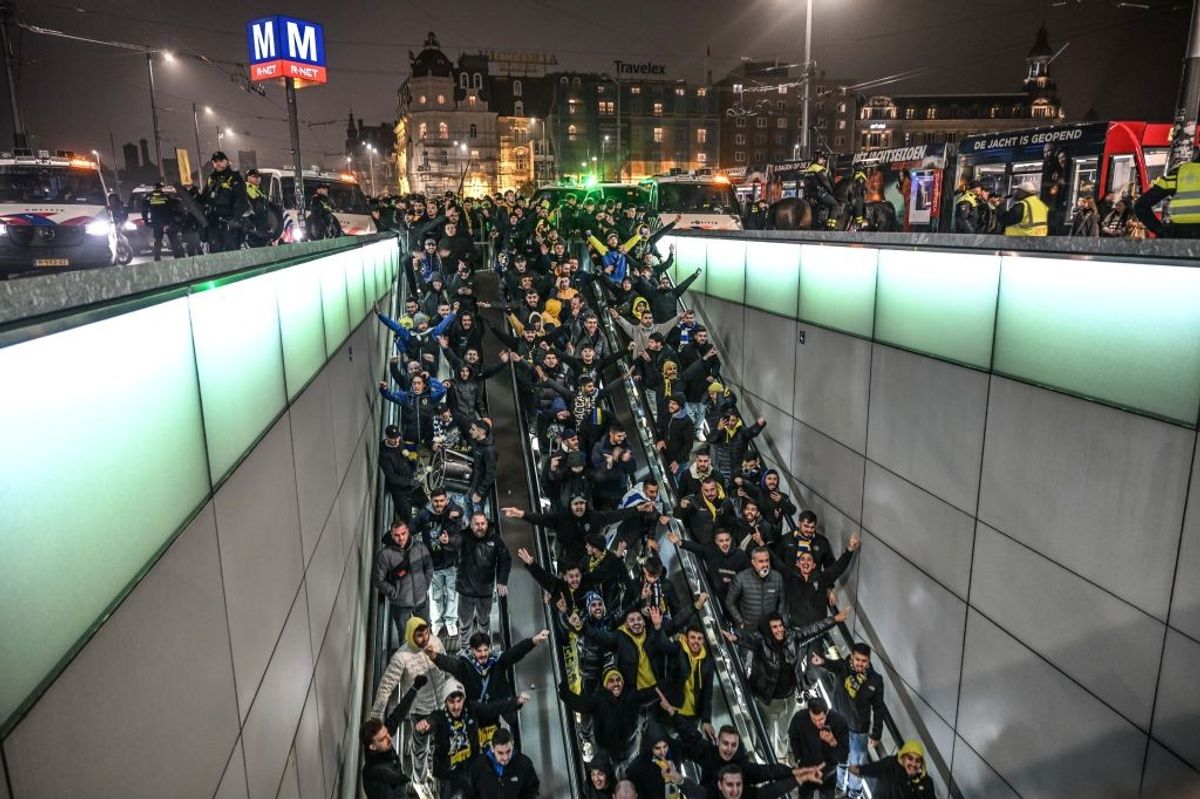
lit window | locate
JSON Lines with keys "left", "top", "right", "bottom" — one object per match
{"left": 733, "top": 83, "right": 743, "bottom": 94}
{"left": 471, "top": 149, "right": 479, "bottom": 158}
{"left": 735, "top": 151, "right": 746, "bottom": 162}
{"left": 837, "top": 102, "right": 847, "bottom": 113}
{"left": 438, "top": 122, "right": 448, "bottom": 139}
{"left": 418, "top": 122, "right": 427, "bottom": 139}
{"left": 926, "top": 107, "right": 937, "bottom": 120}
{"left": 653, "top": 127, "right": 664, "bottom": 143}
{"left": 630, "top": 86, "right": 641, "bottom": 95}
{"left": 468, "top": 95, "right": 476, "bottom": 104}
{"left": 653, "top": 102, "right": 663, "bottom": 116}
{"left": 905, "top": 107, "right": 915, "bottom": 120}
{"left": 598, "top": 101, "right": 614, "bottom": 115}
{"left": 836, "top": 119, "right": 846, "bottom": 130}
{"left": 568, "top": 124, "right": 577, "bottom": 141}
{"left": 513, "top": 79, "right": 523, "bottom": 97}
{"left": 697, "top": 129, "right": 708, "bottom": 144}
{"left": 597, "top": 85, "right": 606, "bottom": 95}
{"left": 697, "top": 87, "right": 707, "bottom": 97}
{"left": 437, "top": 94, "right": 445, "bottom": 104}
{"left": 697, "top": 153, "right": 707, "bottom": 163}
{"left": 778, "top": 85, "right": 787, "bottom": 95}
{"left": 419, "top": 95, "right": 427, "bottom": 104}
{"left": 777, "top": 117, "right": 787, "bottom": 128}
{"left": 675, "top": 87, "right": 686, "bottom": 96}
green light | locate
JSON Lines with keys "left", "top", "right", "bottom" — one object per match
{"left": 585, "top": 174, "right": 599, "bottom": 186}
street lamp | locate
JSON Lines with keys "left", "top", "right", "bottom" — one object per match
{"left": 602, "top": 135, "right": 610, "bottom": 180}
{"left": 145, "top": 52, "right": 167, "bottom": 180}
{"left": 800, "top": 0, "right": 814, "bottom": 159}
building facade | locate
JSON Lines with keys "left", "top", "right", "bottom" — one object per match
{"left": 855, "top": 26, "right": 1065, "bottom": 150}
{"left": 345, "top": 114, "right": 396, "bottom": 196}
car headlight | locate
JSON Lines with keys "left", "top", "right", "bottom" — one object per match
{"left": 122, "top": 220, "right": 137, "bottom": 231}
{"left": 0, "top": 224, "right": 7, "bottom": 236}
{"left": 85, "top": 220, "right": 113, "bottom": 237}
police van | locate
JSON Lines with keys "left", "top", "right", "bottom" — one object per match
{"left": 256, "top": 167, "right": 376, "bottom": 241}
{"left": 0, "top": 150, "right": 115, "bottom": 278}
{"left": 640, "top": 170, "right": 743, "bottom": 231}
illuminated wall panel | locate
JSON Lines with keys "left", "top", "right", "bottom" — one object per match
{"left": 277, "top": 259, "right": 329, "bottom": 400}
{"left": 673, "top": 236, "right": 707, "bottom": 296}
{"left": 798, "top": 244, "right": 878, "bottom": 338}
{"left": 995, "top": 256, "right": 1200, "bottom": 425}
{"left": 875, "top": 250, "right": 1000, "bottom": 369}
{"left": 344, "top": 253, "right": 366, "bottom": 323}
{"left": 320, "top": 254, "right": 350, "bottom": 355}
{"left": 704, "top": 239, "right": 746, "bottom": 303}
{"left": 745, "top": 241, "right": 800, "bottom": 317}
{"left": 0, "top": 299, "right": 210, "bottom": 725}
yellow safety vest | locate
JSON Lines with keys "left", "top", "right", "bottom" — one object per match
{"left": 1162, "top": 162, "right": 1200, "bottom": 225}
{"left": 1004, "top": 195, "right": 1048, "bottom": 236}
{"left": 956, "top": 191, "right": 978, "bottom": 208}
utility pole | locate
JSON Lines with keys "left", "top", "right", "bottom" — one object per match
{"left": 109, "top": 131, "right": 122, "bottom": 197}
{"left": 800, "top": 0, "right": 813, "bottom": 159}
{"left": 145, "top": 53, "right": 164, "bottom": 180}
{"left": 0, "top": 1, "right": 26, "bottom": 149}
{"left": 285, "top": 76, "right": 305, "bottom": 214}
{"left": 1168, "top": 0, "right": 1200, "bottom": 170}
{"left": 191, "top": 102, "right": 204, "bottom": 185}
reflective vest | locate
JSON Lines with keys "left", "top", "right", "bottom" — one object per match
{"left": 1004, "top": 195, "right": 1048, "bottom": 236}
{"left": 1160, "top": 162, "right": 1200, "bottom": 225}
{"left": 956, "top": 191, "right": 978, "bottom": 209}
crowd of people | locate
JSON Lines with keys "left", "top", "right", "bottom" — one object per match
{"left": 362, "top": 187, "right": 936, "bottom": 799}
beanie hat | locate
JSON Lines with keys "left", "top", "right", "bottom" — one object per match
{"left": 707, "top": 381, "right": 726, "bottom": 394}
{"left": 585, "top": 532, "right": 606, "bottom": 550}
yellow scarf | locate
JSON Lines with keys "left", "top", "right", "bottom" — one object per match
{"left": 679, "top": 636, "right": 706, "bottom": 717}
{"left": 621, "top": 625, "right": 656, "bottom": 689}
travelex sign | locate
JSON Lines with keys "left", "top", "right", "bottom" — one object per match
{"left": 247, "top": 16, "right": 327, "bottom": 86}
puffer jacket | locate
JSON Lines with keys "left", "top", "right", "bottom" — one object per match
{"left": 737, "top": 613, "right": 837, "bottom": 702}
{"left": 372, "top": 536, "right": 433, "bottom": 609}
{"left": 372, "top": 616, "right": 446, "bottom": 718}
{"left": 710, "top": 418, "right": 765, "bottom": 482}
{"left": 468, "top": 428, "right": 499, "bottom": 499}
{"left": 447, "top": 369, "right": 486, "bottom": 424}
{"left": 412, "top": 499, "right": 465, "bottom": 571}
{"left": 456, "top": 528, "right": 512, "bottom": 598}
{"left": 724, "top": 563, "right": 786, "bottom": 631}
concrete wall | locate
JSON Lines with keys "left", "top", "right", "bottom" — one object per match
{"left": 687, "top": 290, "right": 1200, "bottom": 799}
{"left": 1, "top": 317, "right": 386, "bottom": 799}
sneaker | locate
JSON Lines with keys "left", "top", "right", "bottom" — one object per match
{"left": 582, "top": 740, "right": 595, "bottom": 762}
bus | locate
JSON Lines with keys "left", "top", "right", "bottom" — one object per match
{"left": 0, "top": 150, "right": 114, "bottom": 278}
{"left": 257, "top": 168, "right": 376, "bottom": 241}
{"left": 640, "top": 171, "right": 743, "bottom": 231}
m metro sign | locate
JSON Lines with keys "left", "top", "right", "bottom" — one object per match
{"left": 247, "top": 16, "right": 327, "bottom": 86}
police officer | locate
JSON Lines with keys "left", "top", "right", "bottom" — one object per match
{"left": 999, "top": 181, "right": 1049, "bottom": 237}
{"left": 238, "top": 169, "right": 273, "bottom": 248}
{"left": 953, "top": 180, "right": 988, "bottom": 234}
{"left": 141, "top": 182, "right": 184, "bottom": 261}
{"left": 306, "top": 184, "right": 343, "bottom": 239}
{"left": 803, "top": 153, "right": 840, "bottom": 230}
{"left": 200, "top": 151, "right": 244, "bottom": 252}
{"left": 847, "top": 169, "right": 868, "bottom": 230}
{"left": 1135, "top": 151, "right": 1200, "bottom": 238}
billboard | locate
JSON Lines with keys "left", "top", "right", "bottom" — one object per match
{"left": 846, "top": 144, "right": 949, "bottom": 232}
{"left": 247, "top": 16, "right": 327, "bottom": 86}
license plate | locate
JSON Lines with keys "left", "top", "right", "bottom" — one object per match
{"left": 34, "top": 259, "right": 69, "bottom": 267}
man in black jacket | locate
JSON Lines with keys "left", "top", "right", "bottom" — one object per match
{"left": 379, "top": 425, "right": 422, "bottom": 523}
{"left": 501, "top": 496, "right": 646, "bottom": 566}
{"left": 675, "top": 477, "right": 735, "bottom": 547}
{"left": 412, "top": 488, "right": 466, "bottom": 645}
{"left": 774, "top": 537, "right": 859, "bottom": 628}
{"left": 669, "top": 716, "right": 798, "bottom": 796}
{"left": 665, "top": 527, "right": 747, "bottom": 609}
{"left": 467, "top": 419, "right": 498, "bottom": 517}
{"left": 788, "top": 697, "right": 848, "bottom": 799}
{"left": 656, "top": 392, "right": 696, "bottom": 479}
{"left": 776, "top": 510, "right": 837, "bottom": 573}
{"left": 850, "top": 740, "right": 935, "bottom": 799}
{"left": 558, "top": 668, "right": 659, "bottom": 769}
{"left": 811, "top": 643, "right": 886, "bottom": 799}
{"left": 652, "top": 623, "right": 715, "bottom": 737}
{"left": 456, "top": 513, "right": 512, "bottom": 645}
{"left": 430, "top": 680, "right": 527, "bottom": 795}
{"left": 430, "top": 628, "right": 549, "bottom": 731}
{"left": 360, "top": 674, "right": 426, "bottom": 799}
{"left": 466, "top": 728, "right": 540, "bottom": 799}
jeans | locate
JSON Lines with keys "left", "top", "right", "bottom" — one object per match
{"left": 838, "top": 731, "right": 869, "bottom": 799}
{"left": 684, "top": 402, "right": 705, "bottom": 435}
{"left": 464, "top": 493, "right": 488, "bottom": 520}
{"left": 457, "top": 592, "right": 494, "bottom": 646}
{"left": 430, "top": 568, "right": 459, "bottom": 635}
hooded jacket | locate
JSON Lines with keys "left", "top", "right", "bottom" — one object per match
{"left": 468, "top": 427, "right": 499, "bottom": 499}
{"left": 725, "top": 564, "right": 787, "bottom": 632}
{"left": 749, "top": 470, "right": 797, "bottom": 524}
{"left": 372, "top": 616, "right": 446, "bottom": 718}
{"left": 590, "top": 434, "right": 637, "bottom": 499}
{"left": 657, "top": 403, "right": 696, "bottom": 467}
{"left": 456, "top": 526, "right": 512, "bottom": 598}
{"left": 447, "top": 366, "right": 487, "bottom": 424}
{"left": 652, "top": 631, "right": 715, "bottom": 723}
{"left": 379, "top": 439, "right": 419, "bottom": 493}
{"left": 670, "top": 714, "right": 795, "bottom": 794}
{"left": 466, "top": 745, "right": 541, "bottom": 799}
{"left": 625, "top": 723, "right": 685, "bottom": 799}
{"left": 430, "top": 693, "right": 520, "bottom": 781}
{"left": 857, "top": 740, "right": 935, "bottom": 799}
{"left": 612, "top": 311, "right": 684, "bottom": 360}
{"left": 737, "top": 613, "right": 838, "bottom": 702}
{"left": 584, "top": 751, "right": 618, "bottom": 799}
{"left": 372, "top": 534, "right": 433, "bottom": 609}
{"left": 773, "top": 545, "right": 855, "bottom": 627}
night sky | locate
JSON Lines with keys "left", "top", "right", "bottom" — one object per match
{"left": 2, "top": 0, "right": 1190, "bottom": 171}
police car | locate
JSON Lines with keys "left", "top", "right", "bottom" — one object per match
{"left": 640, "top": 170, "right": 743, "bottom": 231}
{"left": 0, "top": 150, "right": 116, "bottom": 278}
{"left": 255, "top": 167, "right": 376, "bottom": 241}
